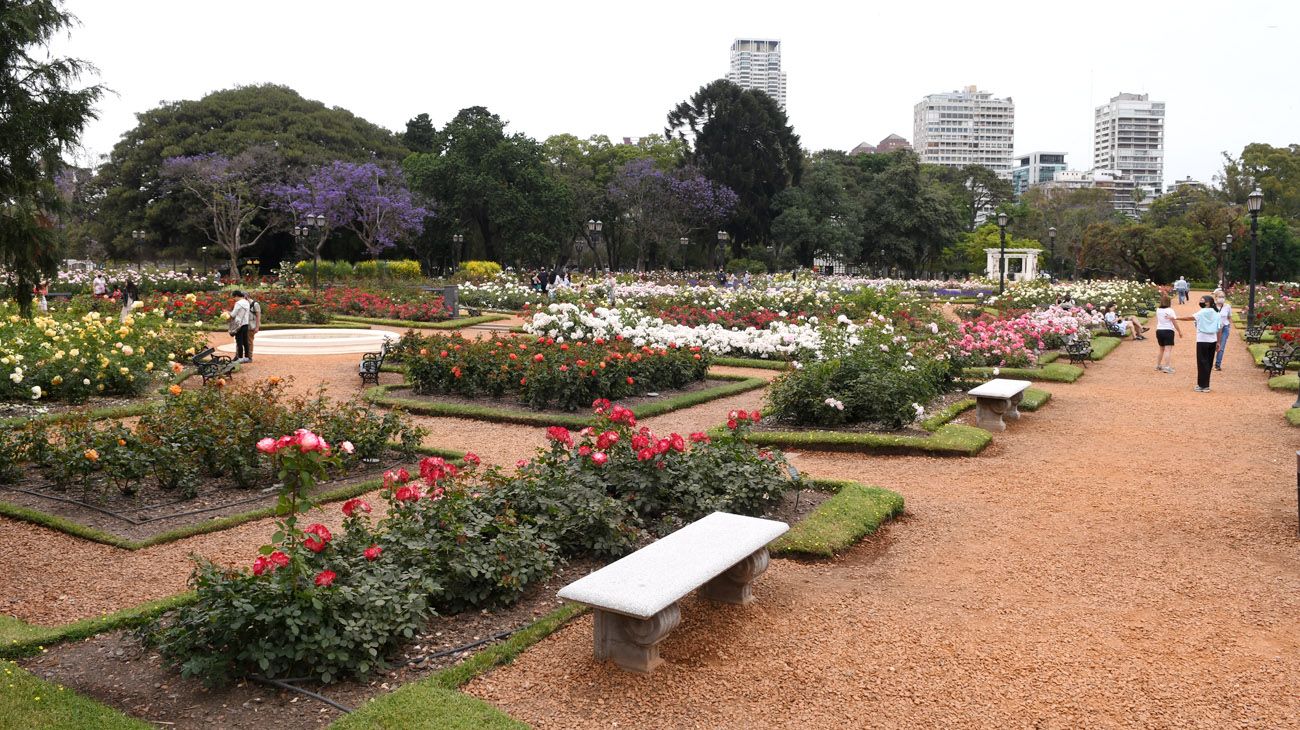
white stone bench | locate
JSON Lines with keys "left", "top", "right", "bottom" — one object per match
{"left": 556, "top": 511, "right": 789, "bottom": 673}
{"left": 967, "top": 378, "right": 1033, "bottom": 432}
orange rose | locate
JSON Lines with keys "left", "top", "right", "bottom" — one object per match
{"left": 168, "top": 384, "right": 183, "bottom": 396}
{"left": 84, "top": 449, "right": 99, "bottom": 462}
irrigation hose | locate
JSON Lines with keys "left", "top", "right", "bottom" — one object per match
{"left": 404, "top": 628, "right": 516, "bottom": 666}
{"left": 249, "top": 674, "right": 354, "bottom": 714}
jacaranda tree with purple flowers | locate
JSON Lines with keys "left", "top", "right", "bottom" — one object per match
{"left": 607, "top": 159, "right": 737, "bottom": 269}
{"left": 161, "top": 148, "right": 280, "bottom": 281}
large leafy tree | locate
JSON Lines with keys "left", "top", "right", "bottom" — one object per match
{"left": 666, "top": 80, "right": 803, "bottom": 251}
{"left": 930, "top": 164, "right": 1015, "bottom": 232}
{"left": 848, "top": 151, "right": 964, "bottom": 274}
{"left": 770, "top": 153, "right": 863, "bottom": 267}
{"left": 92, "top": 84, "right": 408, "bottom": 259}
{"left": 1226, "top": 215, "right": 1300, "bottom": 283}
{"left": 606, "top": 159, "right": 737, "bottom": 270}
{"left": 1219, "top": 143, "right": 1300, "bottom": 220}
{"left": 403, "top": 107, "right": 571, "bottom": 265}
{"left": 1, "top": 0, "right": 104, "bottom": 314}
{"left": 1017, "top": 186, "right": 1122, "bottom": 276}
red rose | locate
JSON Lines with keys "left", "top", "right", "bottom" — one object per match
{"left": 591, "top": 451, "right": 608, "bottom": 465}
{"left": 342, "top": 498, "right": 371, "bottom": 517}
{"left": 727, "top": 419, "right": 738, "bottom": 430}
{"left": 637, "top": 447, "right": 654, "bottom": 461}
{"left": 302, "top": 523, "right": 332, "bottom": 552}
{"left": 269, "top": 551, "right": 290, "bottom": 569}
{"left": 751, "top": 411, "right": 762, "bottom": 424}
{"left": 252, "top": 555, "right": 271, "bottom": 576}
{"left": 626, "top": 376, "right": 635, "bottom": 385}
{"left": 314, "top": 569, "right": 336, "bottom": 587}
{"left": 546, "top": 426, "right": 574, "bottom": 447}
{"left": 689, "top": 432, "right": 710, "bottom": 443}
{"left": 364, "top": 544, "right": 383, "bottom": 561}
{"left": 655, "top": 438, "right": 671, "bottom": 454}
{"left": 578, "top": 445, "right": 592, "bottom": 456}
{"left": 395, "top": 484, "right": 422, "bottom": 502}
{"left": 533, "top": 353, "right": 544, "bottom": 362}
{"left": 670, "top": 433, "right": 686, "bottom": 452}
{"left": 463, "top": 452, "right": 481, "bottom": 466}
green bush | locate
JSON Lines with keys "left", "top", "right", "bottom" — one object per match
{"left": 725, "top": 258, "right": 768, "bottom": 275}
{"left": 458, "top": 260, "right": 503, "bottom": 282}
{"left": 767, "top": 348, "right": 954, "bottom": 429}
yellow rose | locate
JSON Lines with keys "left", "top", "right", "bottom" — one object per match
{"left": 51, "top": 375, "right": 62, "bottom": 385}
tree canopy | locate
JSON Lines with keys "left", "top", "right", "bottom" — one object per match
{"left": 1, "top": 0, "right": 104, "bottom": 314}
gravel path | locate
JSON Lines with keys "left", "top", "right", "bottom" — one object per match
{"left": 466, "top": 298, "right": 1300, "bottom": 728}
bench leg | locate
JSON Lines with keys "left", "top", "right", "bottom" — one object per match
{"left": 1005, "top": 391, "right": 1023, "bottom": 422}
{"left": 592, "top": 603, "right": 681, "bottom": 674}
{"left": 700, "top": 547, "right": 770, "bottom": 606}
{"left": 974, "top": 397, "right": 1008, "bottom": 432}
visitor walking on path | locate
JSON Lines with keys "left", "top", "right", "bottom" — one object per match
{"left": 119, "top": 279, "right": 139, "bottom": 322}
{"left": 1179, "top": 294, "right": 1221, "bottom": 392}
{"left": 228, "top": 290, "right": 252, "bottom": 363}
{"left": 1175, "top": 276, "right": 1190, "bottom": 304}
{"left": 245, "top": 294, "right": 262, "bottom": 361}
{"left": 1154, "top": 294, "right": 1182, "bottom": 372}
{"left": 1213, "top": 289, "right": 1233, "bottom": 371}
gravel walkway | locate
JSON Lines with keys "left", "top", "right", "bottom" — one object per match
{"left": 466, "top": 298, "right": 1300, "bottom": 728}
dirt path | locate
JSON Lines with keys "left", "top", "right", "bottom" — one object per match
{"left": 466, "top": 297, "right": 1300, "bottom": 728}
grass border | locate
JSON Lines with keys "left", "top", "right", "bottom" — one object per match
{"left": 1288, "top": 408, "right": 1300, "bottom": 427}
{"left": 770, "top": 479, "right": 905, "bottom": 558}
{"left": 0, "top": 660, "right": 152, "bottom": 729}
{"left": 0, "top": 593, "right": 197, "bottom": 660}
{"left": 1269, "top": 374, "right": 1298, "bottom": 392}
{"left": 0, "top": 444, "right": 465, "bottom": 550}
{"left": 332, "top": 602, "right": 586, "bottom": 729}
{"left": 192, "top": 322, "right": 372, "bottom": 333}
{"left": 711, "top": 356, "right": 791, "bottom": 371}
{"left": 963, "top": 363, "right": 1084, "bottom": 383}
{"left": 365, "top": 373, "right": 768, "bottom": 429}
{"left": 331, "top": 314, "right": 509, "bottom": 330}
{"left": 1088, "top": 335, "right": 1123, "bottom": 360}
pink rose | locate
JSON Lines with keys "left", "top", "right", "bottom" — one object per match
{"left": 256, "top": 437, "right": 277, "bottom": 454}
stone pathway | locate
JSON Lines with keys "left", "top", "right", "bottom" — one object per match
{"left": 466, "top": 298, "right": 1300, "bottom": 728}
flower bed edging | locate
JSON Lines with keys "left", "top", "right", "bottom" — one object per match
{"left": 0, "top": 660, "right": 150, "bottom": 729}
{"left": 1089, "top": 336, "right": 1123, "bottom": 360}
{"left": 1288, "top": 408, "right": 1300, "bottom": 427}
{"left": 0, "top": 444, "right": 465, "bottom": 550}
{"left": 963, "top": 363, "right": 1083, "bottom": 383}
{"left": 729, "top": 422, "right": 992, "bottom": 457}
{"left": 332, "top": 602, "right": 585, "bottom": 729}
{"left": 0, "top": 593, "right": 197, "bottom": 661}
{"left": 365, "top": 374, "right": 769, "bottom": 428}
{"left": 711, "top": 356, "right": 791, "bottom": 371}
{"left": 770, "top": 479, "right": 905, "bottom": 558}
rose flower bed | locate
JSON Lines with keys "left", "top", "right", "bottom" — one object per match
{"left": 402, "top": 332, "right": 710, "bottom": 411}
{"left": 320, "top": 286, "right": 448, "bottom": 322}
{"left": 149, "top": 403, "right": 795, "bottom": 685}
{"left": 0, "top": 379, "right": 424, "bottom": 540}
{"left": 0, "top": 306, "right": 203, "bottom": 403}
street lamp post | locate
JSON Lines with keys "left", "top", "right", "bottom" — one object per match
{"left": 200, "top": 245, "right": 208, "bottom": 276}
{"left": 585, "top": 220, "right": 603, "bottom": 267}
{"left": 716, "top": 230, "right": 730, "bottom": 270}
{"left": 996, "top": 212, "right": 1008, "bottom": 294}
{"left": 131, "top": 230, "right": 145, "bottom": 270}
{"left": 1221, "top": 234, "right": 1232, "bottom": 290}
{"left": 1247, "top": 188, "right": 1263, "bottom": 328}
{"left": 293, "top": 224, "right": 311, "bottom": 289}
{"left": 1047, "top": 227, "right": 1057, "bottom": 282}
{"left": 451, "top": 234, "right": 464, "bottom": 274}
{"left": 306, "top": 214, "right": 325, "bottom": 291}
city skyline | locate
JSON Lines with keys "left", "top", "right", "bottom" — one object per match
{"left": 49, "top": 0, "right": 1296, "bottom": 187}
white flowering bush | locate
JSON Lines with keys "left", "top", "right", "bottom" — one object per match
{"left": 992, "top": 279, "right": 1159, "bottom": 313}
{"left": 0, "top": 304, "right": 203, "bottom": 403}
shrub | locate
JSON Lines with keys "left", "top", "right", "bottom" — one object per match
{"left": 767, "top": 348, "right": 955, "bottom": 429}
{"left": 458, "top": 260, "right": 503, "bottom": 282}
{"left": 725, "top": 258, "right": 767, "bottom": 275}
{"left": 319, "top": 287, "right": 448, "bottom": 321}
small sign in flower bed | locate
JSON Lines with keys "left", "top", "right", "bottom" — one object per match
{"left": 0, "top": 379, "right": 426, "bottom": 545}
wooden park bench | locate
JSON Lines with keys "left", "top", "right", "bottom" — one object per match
{"left": 967, "top": 378, "right": 1033, "bottom": 432}
{"left": 556, "top": 512, "right": 788, "bottom": 674}
{"left": 190, "top": 347, "right": 237, "bottom": 385}
{"left": 358, "top": 340, "right": 393, "bottom": 386}
{"left": 1263, "top": 343, "right": 1299, "bottom": 378}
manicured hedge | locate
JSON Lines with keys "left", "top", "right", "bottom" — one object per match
{"left": 771, "top": 480, "right": 905, "bottom": 558}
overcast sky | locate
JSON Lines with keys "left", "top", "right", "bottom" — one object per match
{"left": 52, "top": 0, "right": 1297, "bottom": 188}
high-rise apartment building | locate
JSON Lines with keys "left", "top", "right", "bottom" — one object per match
{"left": 912, "top": 86, "right": 1015, "bottom": 176}
{"left": 1093, "top": 92, "right": 1165, "bottom": 192}
{"left": 727, "top": 39, "right": 786, "bottom": 109}
{"left": 1011, "top": 151, "right": 1068, "bottom": 197}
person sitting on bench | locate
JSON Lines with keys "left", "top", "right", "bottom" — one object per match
{"left": 1104, "top": 302, "right": 1146, "bottom": 340}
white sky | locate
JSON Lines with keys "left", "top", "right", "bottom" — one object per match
{"left": 52, "top": 0, "right": 1298, "bottom": 187}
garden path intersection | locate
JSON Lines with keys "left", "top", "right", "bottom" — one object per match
{"left": 1, "top": 297, "right": 1298, "bottom": 727}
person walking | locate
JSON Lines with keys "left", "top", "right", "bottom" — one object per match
{"left": 245, "top": 293, "right": 262, "bottom": 362}
{"left": 34, "top": 282, "right": 48, "bottom": 313}
{"left": 1153, "top": 294, "right": 1181, "bottom": 373}
{"left": 228, "top": 290, "right": 252, "bottom": 363}
{"left": 1213, "top": 289, "right": 1233, "bottom": 371}
{"left": 1174, "top": 276, "right": 1190, "bottom": 305}
{"left": 120, "top": 279, "right": 139, "bottom": 322}
{"left": 1178, "top": 294, "right": 1221, "bottom": 392}
{"left": 92, "top": 272, "right": 107, "bottom": 297}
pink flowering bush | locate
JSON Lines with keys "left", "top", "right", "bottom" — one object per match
{"left": 953, "top": 315, "right": 1044, "bottom": 367}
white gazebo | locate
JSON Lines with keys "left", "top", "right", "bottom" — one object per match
{"left": 984, "top": 248, "right": 1042, "bottom": 283}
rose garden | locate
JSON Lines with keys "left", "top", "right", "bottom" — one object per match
{"left": 6, "top": 4, "right": 1300, "bottom": 726}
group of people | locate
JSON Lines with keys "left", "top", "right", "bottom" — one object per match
{"left": 90, "top": 271, "right": 140, "bottom": 322}
{"left": 1152, "top": 287, "right": 1233, "bottom": 392}
{"left": 530, "top": 268, "right": 573, "bottom": 299}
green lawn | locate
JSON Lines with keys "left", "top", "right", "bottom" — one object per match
{"left": 964, "top": 363, "right": 1083, "bottom": 383}
{"left": 0, "top": 661, "right": 149, "bottom": 730}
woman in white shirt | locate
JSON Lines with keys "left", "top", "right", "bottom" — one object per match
{"left": 1153, "top": 294, "right": 1182, "bottom": 373}
{"left": 1213, "top": 289, "right": 1232, "bottom": 371}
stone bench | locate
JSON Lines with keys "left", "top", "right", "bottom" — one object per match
{"left": 556, "top": 511, "right": 788, "bottom": 674}
{"left": 967, "top": 378, "right": 1032, "bottom": 432}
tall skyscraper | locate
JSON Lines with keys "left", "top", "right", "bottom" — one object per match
{"left": 1010, "top": 151, "right": 1068, "bottom": 197}
{"left": 727, "top": 39, "right": 786, "bottom": 109}
{"left": 1093, "top": 92, "right": 1165, "bottom": 193}
{"left": 912, "top": 86, "right": 1015, "bottom": 176}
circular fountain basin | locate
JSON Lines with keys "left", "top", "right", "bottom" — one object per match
{"left": 216, "top": 328, "right": 400, "bottom": 356}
